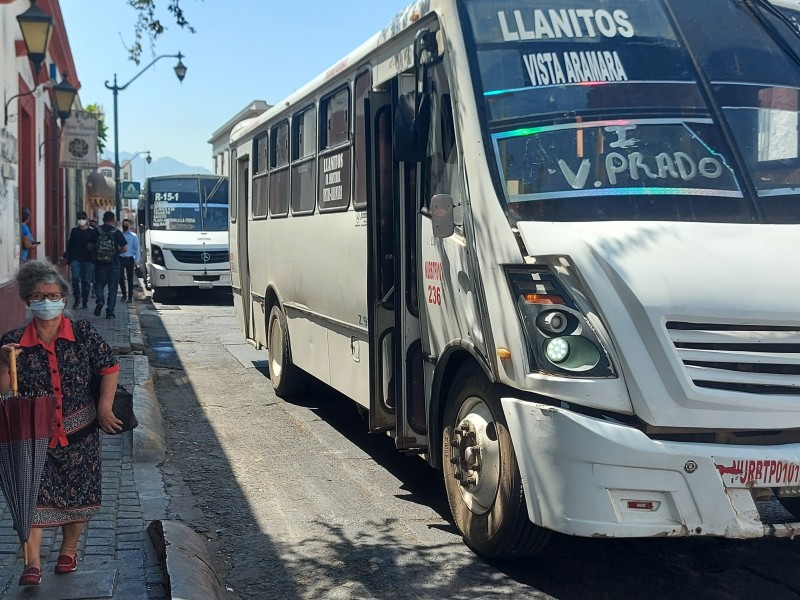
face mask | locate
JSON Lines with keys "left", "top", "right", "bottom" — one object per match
{"left": 122, "top": 225, "right": 129, "bottom": 231}
{"left": 29, "top": 299, "right": 66, "bottom": 321}
{"left": 78, "top": 219, "right": 87, "bottom": 226}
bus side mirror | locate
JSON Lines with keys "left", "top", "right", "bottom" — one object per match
{"left": 137, "top": 207, "right": 145, "bottom": 229}
{"left": 430, "top": 194, "right": 455, "bottom": 238}
{"left": 393, "top": 92, "right": 430, "bottom": 163}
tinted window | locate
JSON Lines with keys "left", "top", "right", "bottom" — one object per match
{"left": 293, "top": 107, "right": 317, "bottom": 160}
{"left": 272, "top": 122, "right": 289, "bottom": 168}
{"left": 255, "top": 134, "right": 268, "bottom": 174}
{"left": 353, "top": 71, "right": 371, "bottom": 209}
{"left": 322, "top": 88, "right": 350, "bottom": 149}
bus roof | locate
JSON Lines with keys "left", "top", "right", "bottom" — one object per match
{"left": 145, "top": 174, "right": 228, "bottom": 183}
{"left": 229, "top": 0, "right": 437, "bottom": 145}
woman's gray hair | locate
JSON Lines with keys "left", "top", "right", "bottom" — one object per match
{"left": 16, "top": 260, "right": 70, "bottom": 301}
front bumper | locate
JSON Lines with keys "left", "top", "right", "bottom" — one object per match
{"left": 149, "top": 264, "right": 231, "bottom": 289}
{"left": 502, "top": 398, "right": 800, "bottom": 539}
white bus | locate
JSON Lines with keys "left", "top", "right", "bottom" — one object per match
{"left": 230, "top": 0, "right": 800, "bottom": 557}
{"left": 138, "top": 174, "right": 230, "bottom": 301}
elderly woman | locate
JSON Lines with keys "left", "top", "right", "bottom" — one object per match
{"left": 0, "top": 260, "right": 122, "bottom": 586}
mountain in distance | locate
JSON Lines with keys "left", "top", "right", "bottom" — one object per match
{"left": 105, "top": 152, "right": 212, "bottom": 183}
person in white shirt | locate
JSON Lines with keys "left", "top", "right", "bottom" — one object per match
{"left": 118, "top": 219, "right": 140, "bottom": 303}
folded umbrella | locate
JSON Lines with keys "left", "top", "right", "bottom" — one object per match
{"left": 0, "top": 349, "right": 56, "bottom": 565}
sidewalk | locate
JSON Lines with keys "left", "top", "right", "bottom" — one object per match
{"left": 0, "top": 292, "right": 167, "bottom": 599}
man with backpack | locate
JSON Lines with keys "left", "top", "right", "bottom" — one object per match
{"left": 89, "top": 211, "right": 127, "bottom": 319}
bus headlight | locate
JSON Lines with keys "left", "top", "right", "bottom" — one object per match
{"left": 151, "top": 244, "right": 165, "bottom": 266}
{"left": 545, "top": 336, "right": 600, "bottom": 371}
{"left": 506, "top": 267, "right": 614, "bottom": 377}
{"left": 545, "top": 337, "right": 570, "bottom": 363}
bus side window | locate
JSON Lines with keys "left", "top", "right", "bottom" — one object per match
{"left": 319, "top": 87, "right": 352, "bottom": 211}
{"left": 270, "top": 121, "right": 290, "bottom": 218}
{"left": 291, "top": 105, "right": 317, "bottom": 215}
{"left": 353, "top": 70, "right": 371, "bottom": 210}
{"left": 253, "top": 133, "right": 269, "bottom": 218}
{"left": 423, "top": 64, "right": 463, "bottom": 227}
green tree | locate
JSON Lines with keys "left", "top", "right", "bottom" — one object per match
{"left": 85, "top": 104, "right": 108, "bottom": 155}
{"left": 128, "top": 0, "right": 195, "bottom": 64}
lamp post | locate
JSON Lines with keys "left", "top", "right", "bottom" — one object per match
{"left": 119, "top": 150, "right": 151, "bottom": 220}
{"left": 105, "top": 53, "right": 187, "bottom": 221}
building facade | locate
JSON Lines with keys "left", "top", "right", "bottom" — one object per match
{"left": 0, "top": 0, "right": 81, "bottom": 332}
{"left": 208, "top": 100, "right": 269, "bottom": 177}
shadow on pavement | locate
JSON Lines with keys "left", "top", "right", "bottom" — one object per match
{"left": 139, "top": 297, "right": 800, "bottom": 600}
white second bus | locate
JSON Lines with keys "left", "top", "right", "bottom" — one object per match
{"left": 139, "top": 174, "right": 230, "bottom": 301}
{"left": 230, "top": 0, "right": 800, "bottom": 558}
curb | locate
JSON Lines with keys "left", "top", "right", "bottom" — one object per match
{"left": 129, "top": 305, "right": 146, "bottom": 353}
{"left": 132, "top": 358, "right": 167, "bottom": 465}
{"left": 147, "top": 520, "right": 223, "bottom": 600}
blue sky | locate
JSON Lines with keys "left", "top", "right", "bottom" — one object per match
{"left": 60, "top": 0, "right": 410, "bottom": 170}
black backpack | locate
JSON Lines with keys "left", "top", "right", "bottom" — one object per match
{"left": 95, "top": 228, "right": 116, "bottom": 264}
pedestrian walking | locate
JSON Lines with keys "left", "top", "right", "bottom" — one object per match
{"left": 118, "top": 219, "right": 140, "bottom": 303}
{"left": 65, "top": 211, "right": 93, "bottom": 309}
{"left": 19, "top": 208, "right": 40, "bottom": 263}
{"left": 88, "top": 218, "right": 97, "bottom": 298}
{"left": 89, "top": 212, "right": 127, "bottom": 319}
{"left": 0, "top": 260, "right": 123, "bottom": 586}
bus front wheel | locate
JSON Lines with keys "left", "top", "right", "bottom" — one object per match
{"left": 442, "top": 367, "right": 550, "bottom": 559}
{"left": 267, "top": 305, "right": 307, "bottom": 397}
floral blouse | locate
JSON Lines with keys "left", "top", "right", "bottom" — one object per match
{"left": 1, "top": 318, "right": 119, "bottom": 447}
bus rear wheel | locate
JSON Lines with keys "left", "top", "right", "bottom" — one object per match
{"left": 442, "top": 367, "right": 550, "bottom": 559}
{"left": 267, "top": 305, "right": 307, "bottom": 397}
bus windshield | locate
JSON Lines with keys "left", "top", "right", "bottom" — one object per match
{"left": 147, "top": 177, "right": 229, "bottom": 232}
{"left": 464, "top": 0, "right": 800, "bottom": 223}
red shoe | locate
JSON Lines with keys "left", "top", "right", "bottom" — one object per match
{"left": 55, "top": 554, "right": 78, "bottom": 574}
{"left": 18, "top": 566, "right": 42, "bottom": 586}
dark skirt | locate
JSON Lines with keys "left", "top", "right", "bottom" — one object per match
{"left": 33, "top": 429, "right": 102, "bottom": 526}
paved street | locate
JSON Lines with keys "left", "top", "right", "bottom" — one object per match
{"left": 142, "top": 295, "right": 800, "bottom": 600}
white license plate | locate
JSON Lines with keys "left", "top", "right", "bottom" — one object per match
{"left": 714, "top": 458, "right": 800, "bottom": 488}
{"left": 198, "top": 282, "right": 213, "bottom": 289}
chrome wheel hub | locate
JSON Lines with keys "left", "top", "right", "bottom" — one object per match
{"left": 449, "top": 397, "right": 500, "bottom": 515}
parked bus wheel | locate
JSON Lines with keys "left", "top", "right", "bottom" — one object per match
{"left": 267, "top": 305, "right": 307, "bottom": 397}
{"left": 442, "top": 367, "right": 550, "bottom": 559}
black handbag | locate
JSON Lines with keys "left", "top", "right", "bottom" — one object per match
{"left": 90, "top": 375, "right": 139, "bottom": 434}
{"left": 73, "top": 320, "right": 139, "bottom": 434}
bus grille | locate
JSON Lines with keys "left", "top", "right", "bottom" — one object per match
{"left": 170, "top": 250, "right": 228, "bottom": 265}
{"left": 666, "top": 322, "right": 800, "bottom": 395}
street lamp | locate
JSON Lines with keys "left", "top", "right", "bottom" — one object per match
{"left": 4, "top": 0, "right": 57, "bottom": 126}
{"left": 121, "top": 149, "right": 152, "bottom": 172}
{"left": 105, "top": 53, "right": 187, "bottom": 221}
{"left": 16, "top": 0, "right": 54, "bottom": 78}
{"left": 53, "top": 72, "right": 78, "bottom": 122}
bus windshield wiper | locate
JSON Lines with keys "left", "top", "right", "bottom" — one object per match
{"left": 745, "top": 0, "right": 800, "bottom": 71}
{"left": 205, "top": 176, "right": 225, "bottom": 202}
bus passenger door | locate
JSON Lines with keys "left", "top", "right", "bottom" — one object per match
{"left": 367, "top": 79, "right": 427, "bottom": 452}
{"left": 367, "top": 91, "right": 396, "bottom": 432}
{"left": 232, "top": 155, "right": 253, "bottom": 341}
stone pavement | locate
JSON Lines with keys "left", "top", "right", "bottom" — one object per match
{"left": 0, "top": 291, "right": 168, "bottom": 599}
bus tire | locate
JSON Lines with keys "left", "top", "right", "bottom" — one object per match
{"left": 442, "top": 367, "right": 550, "bottom": 559}
{"left": 267, "top": 305, "right": 306, "bottom": 397}
{"left": 152, "top": 287, "right": 166, "bottom": 303}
